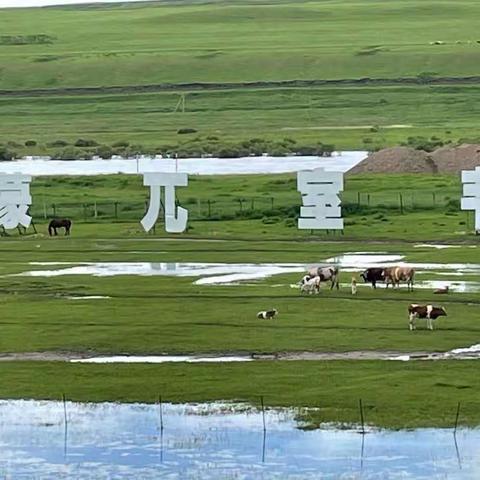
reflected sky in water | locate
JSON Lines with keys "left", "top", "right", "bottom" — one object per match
{"left": 0, "top": 400, "right": 478, "bottom": 479}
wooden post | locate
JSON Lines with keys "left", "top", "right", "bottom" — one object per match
{"left": 454, "top": 401, "right": 461, "bottom": 433}
{"left": 43, "top": 201, "right": 47, "bottom": 219}
{"left": 359, "top": 399, "right": 365, "bottom": 434}
{"left": 62, "top": 393, "right": 68, "bottom": 427}
{"left": 94, "top": 202, "right": 98, "bottom": 218}
{"left": 158, "top": 395, "right": 164, "bottom": 431}
{"left": 260, "top": 395, "right": 266, "bottom": 432}
{"left": 251, "top": 198, "right": 255, "bottom": 210}
{"left": 399, "top": 193, "right": 404, "bottom": 215}
{"left": 52, "top": 204, "right": 56, "bottom": 217}
{"left": 357, "top": 192, "right": 361, "bottom": 207}
{"left": 432, "top": 192, "right": 436, "bottom": 207}
{"left": 367, "top": 194, "right": 370, "bottom": 206}
{"left": 270, "top": 197, "right": 274, "bottom": 209}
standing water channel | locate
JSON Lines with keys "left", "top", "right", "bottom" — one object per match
{"left": 0, "top": 400, "right": 478, "bottom": 479}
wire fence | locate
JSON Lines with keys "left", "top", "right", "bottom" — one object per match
{"left": 28, "top": 189, "right": 462, "bottom": 224}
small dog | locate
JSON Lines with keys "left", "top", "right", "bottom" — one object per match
{"left": 257, "top": 309, "right": 278, "bottom": 320}
{"left": 351, "top": 276, "right": 357, "bottom": 295}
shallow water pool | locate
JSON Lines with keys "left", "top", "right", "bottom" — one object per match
{"left": 0, "top": 400, "right": 477, "bottom": 479}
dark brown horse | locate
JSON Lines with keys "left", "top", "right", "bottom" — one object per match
{"left": 48, "top": 218, "right": 72, "bottom": 236}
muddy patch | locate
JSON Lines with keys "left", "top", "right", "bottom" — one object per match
{"left": 2, "top": 346, "right": 480, "bottom": 363}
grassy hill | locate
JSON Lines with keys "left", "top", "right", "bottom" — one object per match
{"left": 1, "top": 0, "right": 480, "bottom": 151}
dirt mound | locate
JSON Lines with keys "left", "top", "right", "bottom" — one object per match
{"left": 431, "top": 144, "right": 480, "bottom": 172}
{"left": 348, "top": 147, "right": 436, "bottom": 174}
{"left": 348, "top": 144, "right": 480, "bottom": 174}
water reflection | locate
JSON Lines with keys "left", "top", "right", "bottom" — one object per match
{"left": 0, "top": 400, "right": 478, "bottom": 479}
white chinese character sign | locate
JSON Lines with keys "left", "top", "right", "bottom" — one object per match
{"left": 461, "top": 167, "right": 480, "bottom": 233}
{"left": 141, "top": 172, "right": 188, "bottom": 233}
{"left": 0, "top": 174, "right": 32, "bottom": 230}
{"left": 297, "top": 167, "right": 343, "bottom": 230}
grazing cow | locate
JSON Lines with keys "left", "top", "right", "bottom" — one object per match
{"left": 384, "top": 266, "right": 415, "bottom": 291}
{"left": 408, "top": 304, "right": 446, "bottom": 331}
{"left": 300, "top": 275, "right": 321, "bottom": 295}
{"left": 257, "top": 309, "right": 278, "bottom": 320}
{"left": 360, "top": 268, "right": 385, "bottom": 289}
{"left": 308, "top": 266, "right": 339, "bottom": 290}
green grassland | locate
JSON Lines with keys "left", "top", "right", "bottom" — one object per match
{"left": 1, "top": 0, "right": 480, "bottom": 428}
{"left": 0, "top": 173, "right": 479, "bottom": 428}
{"left": 0, "top": 230, "right": 480, "bottom": 428}
{"left": 27, "top": 172, "right": 470, "bottom": 241}
{"left": 1, "top": 0, "right": 479, "bottom": 88}
{"left": 4, "top": 85, "right": 480, "bottom": 152}
{"left": 1, "top": 1, "right": 480, "bottom": 149}
{"left": 1, "top": 361, "right": 479, "bottom": 429}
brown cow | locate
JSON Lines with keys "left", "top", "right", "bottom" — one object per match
{"left": 384, "top": 267, "right": 415, "bottom": 291}
{"left": 408, "top": 304, "right": 446, "bottom": 331}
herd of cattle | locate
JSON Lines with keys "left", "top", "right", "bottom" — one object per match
{"left": 298, "top": 265, "right": 447, "bottom": 330}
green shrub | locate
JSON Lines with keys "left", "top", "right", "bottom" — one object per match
{"left": 0, "top": 146, "right": 16, "bottom": 161}
{"left": 51, "top": 147, "right": 87, "bottom": 160}
{"left": 177, "top": 128, "right": 197, "bottom": 135}
{"left": 95, "top": 145, "right": 114, "bottom": 159}
{"left": 25, "top": 140, "right": 37, "bottom": 147}
{"left": 74, "top": 138, "right": 99, "bottom": 148}
{"left": 47, "top": 140, "right": 69, "bottom": 148}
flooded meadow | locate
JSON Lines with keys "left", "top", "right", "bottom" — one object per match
{"left": 0, "top": 400, "right": 478, "bottom": 479}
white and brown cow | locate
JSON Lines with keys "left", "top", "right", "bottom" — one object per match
{"left": 408, "top": 304, "right": 446, "bottom": 331}
{"left": 307, "top": 266, "right": 339, "bottom": 290}
{"left": 300, "top": 275, "right": 321, "bottom": 295}
{"left": 384, "top": 267, "right": 415, "bottom": 291}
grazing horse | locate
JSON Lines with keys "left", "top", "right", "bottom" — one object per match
{"left": 48, "top": 218, "right": 72, "bottom": 236}
{"left": 308, "top": 266, "right": 340, "bottom": 290}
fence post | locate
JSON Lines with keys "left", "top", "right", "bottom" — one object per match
{"left": 94, "top": 202, "right": 98, "bottom": 218}
{"left": 43, "top": 201, "right": 47, "bottom": 219}
{"left": 454, "top": 401, "right": 461, "bottom": 433}
{"left": 357, "top": 192, "right": 361, "bottom": 207}
{"left": 114, "top": 202, "right": 118, "bottom": 219}
{"left": 207, "top": 200, "right": 211, "bottom": 218}
{"left": 251, "top": 198, "right": 255, "bottom": 210}
{"left": 270, "top": 197, "right": 274, "bottom": 209}
{"left": 359, "top": 399, "right": 365, "bottom": 434}
{"left": 367, "top": 194, "right": 370, "bottom": 206}
{"left": 238, "top": 199, "right": 243, "bottom": 212}
{"left": 432, "top": 192, "right": 436, "bottom": 207}
{"left": 399, "top": 193, "right": 404, "bottom": 215}
{"left": 52, "top": 204, "right": 56, "bottom": 217}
